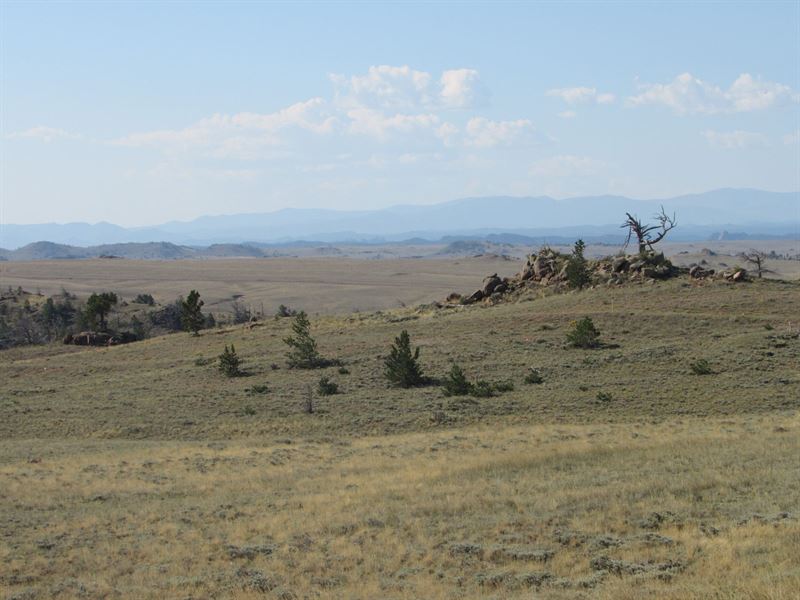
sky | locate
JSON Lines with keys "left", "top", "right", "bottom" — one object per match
{"left": 1, "top": 1, "right": 798, "bottom": 226}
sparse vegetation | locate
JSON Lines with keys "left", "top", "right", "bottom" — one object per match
{"left": 1, "top": 264, "right": 798, "bottom": 600}
{"left": 442, "top": 364, "right": 473, "bottom": 396}
{"left": 85, "top": 291, "right": 118, "bottom": 330}
{"left": 316, "top": 376, "right": 339, "bottom": 396}
{"left": 181, "top": 289, "right": 205, "bottom": 335}
{"left": 276, "top": 303, "right": 297, "bottom": 318}
{"left": 565, "top": 238, "right": 591, "bottom": 289}
{"left": 689, "top": 358, "right": 713, "bottom": 375}
{"left": 566, "top": 316, "right": 601, "bottom": 348}
{"left": 133, "top": 293, "right": 156, "bottom": 306}
{"left": 218, "top": 344, "right": 241, "bottom": 377}
{"left": 284, "top": 311, "right": 331, "bottom": 368}
{"left": 524, "top": 368, "right": 544, "bottom": 384}
{"left": 442, "top": 364, "right": 513, "bottom": 397}
{"left": 384, "top": 329, "right": 425, "bottom": 388}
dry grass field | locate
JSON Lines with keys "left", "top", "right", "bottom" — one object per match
{"left": 0, "top": 256, "right": 519, "bottom": 316}
{"left": 1, "top": 270, "right": 799, "bottom": 598}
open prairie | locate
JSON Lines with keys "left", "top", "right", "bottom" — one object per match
{"left": 2, "top": 274, "right": 799, "bottom": 599}
{"left": 0, "top": 256, "right": 519, "bottom": 316}
{"left": 1, "top": 239, "right": 798, "bottom": 318}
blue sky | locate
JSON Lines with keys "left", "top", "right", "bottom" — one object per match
{"left": 2, "top": 1, "right": 798, "bottom": 226}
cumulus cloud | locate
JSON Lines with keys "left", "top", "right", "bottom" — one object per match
{"left": 6, "top": 126, "right": 81, "bottom": 142}
{"left": 628, "top": 73, "right": 797, "bottom": 114}
{"left": 332, "top": 64, "right": 488, "bottom": 110}
{"left": 114, "top": 98, "right": 336, "bottom": 158}
{"left": 345, "top": 108, "right": 439, "bottom": 139}
{"left": 547, "top": 87, "right": 615, "bottom": 105}
{"left": 557, "top": 110, "right": 577, "bottom": 119}
{"left": 530, "top": 155, "right": 606, "bottom": 177}
{"left": 439, "top": 68, "right": 490, "bottom": 108}
{"left": 464, "top": 117, "right": 537, "bottom": 148}
{"left": 702, "top": 129, "right": 768, "bottom": 149}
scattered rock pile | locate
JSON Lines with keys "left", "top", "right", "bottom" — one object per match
{"left": 689, "top": 265, "right": 748, "bottom": 282}
{"left": 63, "top": 331, "right": 138, "bottom": 346}
{"left": 452, "top": 248, "right": 684, "bottom": 305}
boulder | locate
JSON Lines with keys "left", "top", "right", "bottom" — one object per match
{"left": 482, "top": 274, "right": 502, "bottom": 295}
{"left": 628, "top": 260, "right": 645, "bottom": 272}
{"left": 732, "top": 269, "right": 748, "bottom": 282}
{"left": 467, "top": 289, "right": 484, "bottom": 303}
{"left": 533, "top": 256, "right": 552, "bottom": 279}
{"left": 494, "top": 283, "right": 508, "bottom": 295}
{"left": 612, "top": 257, "right": 629, "bottom": 273}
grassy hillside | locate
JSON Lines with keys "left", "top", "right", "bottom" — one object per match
{"left": 1, "top": 276, "right": 798, "bottom": 598}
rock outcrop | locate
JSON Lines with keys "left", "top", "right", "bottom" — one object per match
{"left": 63, "top": 331, "right": 138, "bottom": 346}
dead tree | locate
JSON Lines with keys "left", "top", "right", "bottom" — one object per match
{"left": 621, "top": 206, "right": 677, "bottom": 254}
{"left": 743, "top": 249, "right": 769, "bottom": 278}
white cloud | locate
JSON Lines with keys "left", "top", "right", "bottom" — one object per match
{"left": 439, "top": 68, "right": 489, "bottom": 108}
{"left": 547, "top": 87, "right": 615, "bottom": 105}
{"left": 6, "top": 126, "right": 81, "bottom": 142}
{"left": 332, "top": 64, "right": 488, "bottom": 110}
{"left": 628, "top": 72, "right": 796, "bottom": 114}
{"left": 702, "top": 129, "right": 768, "bottom": 149}
{"left": 464, "top": 117, "right": 536, "bottom": 148}
{"left": 557, "top": 110, "right": 577, "bottom": 119}
{"left": 435, "top": 122, "right": 460, "bottom": 147}
{"left": 114, "top": 98, "right": 336, "bottom": 158}
{"left": 530, "top": 155, "right": 606, "bottom": 177}
{"left": 596, "top": 93, "right": 616, "bottom": 104}
{"left": 345, "top": 108, "right": 439, "bottom": 139}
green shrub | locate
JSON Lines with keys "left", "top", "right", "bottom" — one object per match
{"left": 133, "top": 293, "right": 155, "bottom": 306}
{"left": 493, "top": 381, "right": 515, "bottom": 393}
{"left": 689, "top": 359, "right": 713, "bottom": 375}
{"left": 565, "top": 239, "right": 591, "bottom": 289}
{"left": 284, "top": 311, "right": 325, "bottom": 369}
{"left": 471, "top": 380, "right": 495, "bottom": 398}
{"left": 218, "top": 344, "right": 241, "bottom": 377}
{"left": 384, "top": 330, "right": 425, "bottom": 388}
{"left": 248, "top": 384, "right": 270, "bottom": 395}
{"left": 442, "top": 364, "right": 473, "bottom": 396}
{"left": 317, "top": 376, "right": 339, "bottom": 396}
{"left": 180, "top": 290, "right": 205, "bottom": 335}
{"left": 566, "top": 317, "right": 601, "bottom": 348}
{"left": 338, "top": 366, "right": 350, "bottom": 375}
{"left": 524, "top": 369, "right": 544, "bottom": 384}
{"left": 242, "top": 405, "right": 256, "bottom": 416}
{"left": 596, "top": 391, "right": 613, "bottom": 402}
{"left": 275, "top": 304, "right": 297, "bottom": 319}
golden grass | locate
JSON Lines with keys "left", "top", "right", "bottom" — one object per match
{"left": 1, "top": 273, "right": 799, "bottom": 598}
{"left": 0, "top": 255, "right": 519, "bottom": 315}
{"left": 1, "top": 415, "right": 797, "bottom": 599}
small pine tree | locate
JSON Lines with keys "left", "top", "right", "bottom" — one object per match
{"left": 566, "top": 316, "right": 601, "bottom": 348}
{"left": 181, "top": 290, "right": 205, "bottom": 335}
{"left": 85, "top": 292, "right": 118, "bottom": 331}
{"left": 384, "top": 330, "right": 425, "bottom": 388}
{"left": 283, "top": 311, "right": 324, "bottom": 368}
{"left": 317, "top": 376, "right": 339, "bottom": 396}
{"left": 565, "top": 239, "right": 590, "bottom": 289}
{"left": 442, "top": 364, "right": 473, "bottom": 396}
{"left": 218, "top": 344, "right": 241, "bottom": 377}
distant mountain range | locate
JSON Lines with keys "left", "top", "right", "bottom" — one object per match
{"left": 1, "top": 189, "right": 797, "bottom": 252}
